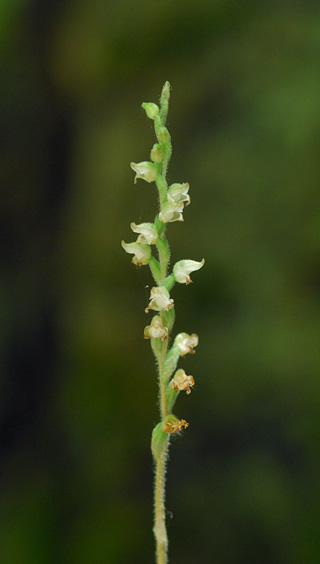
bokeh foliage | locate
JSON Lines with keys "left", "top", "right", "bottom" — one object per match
{"left": 1, "top": 1, "right": 320, "bottom": 563}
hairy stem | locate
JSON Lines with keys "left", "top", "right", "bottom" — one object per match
{"left": 153, "top": 269, "right": 170, "bottom": 563}
{"left": 159, "top": 312, "right": 169, "bottom": 419}
{"left": 154, "top": 439, "right": 169, "bottom": 564}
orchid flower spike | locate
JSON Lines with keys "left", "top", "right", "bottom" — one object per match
{"left": 173, "top": 259, "right": 205, "bottom": 284}
{"left": 123, "top": 82, "right": 205, "bottom": 564}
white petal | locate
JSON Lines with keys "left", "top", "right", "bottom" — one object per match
{"left": 168, "top": 183, "right": 190, "bottom": 206}
{"left": 130, "top": 161, "right": 157, "bottom": 183}
{"left": 121, "top": 240, "right": 151, "bottom": 266}
{"left": 159, "top": 201, "right": 184, "bottom": 223}
{"left": 175, "top": 332, "right": 199, "bottom": 355}
{"left": 145, "top": 286, "right": 174, "bottom": 312}
{"left": 173, "top": 259, "right": 205, "bottom": 284}
{"left": 144, "top": 316, "right": 168, "bottom": 340}
{"left": 130, "top": 222, "right": 158, "bottom": 245}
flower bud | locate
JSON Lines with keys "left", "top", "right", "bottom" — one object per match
{"left": 170, "top": 369, "right": 195, "bottom": 395}
{"left": 130, "top": 161, "right": 157, "bottom": 184}
{"left": 130, "top": 222, "right": 158, "bottom": 245}
{"left": 121, "top": 239, "right": 151, "bottom": 266}
{"left": 167, "top": 183, "right": 190, "bottom": 206}
{"left": 145, "top": 286, "right": 174, "bottom": 313}
{"left": 173, "top": 259, "right": 205, "bottom": 284}
{"left": 144, "top": 316, "right": 168, "bottom": 340}
{"left": 160, "top": 81, "right": 171, "bottom": 105}
{"left": 150, "top": 143, "right": 165, "bottom": 163}
{"left": 162, "top": 414, "right": 189, "bottom": 434}
{"left": 159, "top": 201, "right": 184, "bottom": 223}
{"left": 157, "top": 127, "right": 171, "bottom": 144}
{"left": 141, "top": 102, "right": 159, "bottom": 120}
{"left": 175, "top": 332, "right": 199, "bottom": 356}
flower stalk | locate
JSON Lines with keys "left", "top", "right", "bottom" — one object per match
{"left": 122, "top": 81, "right": 204, "bottom": 564}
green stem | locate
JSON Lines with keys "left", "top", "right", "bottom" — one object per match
{"left": 159, "top": 312, "right": 169, "bottom": 419}
{"left": 159, "top": 240, "right": 168, "bottom": 282}
{"left": 156, "top": 174, "right": 167, "bottom": 206}
{"left": 162, "top": 138, "right": 172, "bottom": 180}
{"left": 153, "top": 314, "right": 169, "bottom": 564}
{"left": 153, "top": 439, "right": 169, "bottom": 564}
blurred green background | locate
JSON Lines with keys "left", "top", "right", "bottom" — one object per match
{"left": 1, "top": 1, "right": 320, "bottom": 563}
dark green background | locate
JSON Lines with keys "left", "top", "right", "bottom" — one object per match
{"left": 1, "top": 1, "right": 320, "bottom": 562}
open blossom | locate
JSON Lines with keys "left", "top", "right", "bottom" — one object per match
{"left": 159, "top": 184, "right": 190, "bottom": 223}
{"left": 145, "top": 286, "right": 174, "bottom": 313}
{"left": 162, "top": 415, "right": 189, "bottom": 434}
{"left": 167, "top": 183, "right": 190, "bottom": 207}
{"left": 130, "top": 222, "right": 158, "bottom": 245}
{"left": 144, "top": 316, "right": 168, "bottom": 340}
{"left": 121, "top": 238, "right": 151, "bottom": 266}
{"left": 159, "top": 200, "right": 184, "bottom": 223}
{"left": 173, "top": 259, "right": 205, "bottom": 284}
{"left": 175, "top": 332, "right": 199, "bottom": 356}
{"left": 170, "top": 369, "right": 195, "bottom": 395}
{"left": 130, "top": 161, "right": 157, "bottom": 184}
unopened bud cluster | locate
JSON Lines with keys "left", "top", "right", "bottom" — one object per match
{"left": 122, "top": 82, "right": 204, "bottom": 445}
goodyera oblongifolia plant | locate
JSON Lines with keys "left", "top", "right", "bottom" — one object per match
{"left": 121, "top": 82, "right": 204, "bottom": 564}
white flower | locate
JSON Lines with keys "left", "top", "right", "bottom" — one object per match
{"left": 173, "top": 259, "right": 205, "bottom": 284}
{"left": 130, "top": 222, "right": 158, "bottom": 245}
{"left": 170, "top": 369, "right": 195, "bottom": 395}
{"left": 159, "top": 184, "right": 190, "bottom": 223}
{"left": 144, "top": 316, "right": 168, "bottom": 340}
{"left": 175, "top": 332, "right": 199, "bottom": 356}
{"left": 130, "top": 161, "right": 157, "bottom": 184}
{"left": 141, "top": 102, "right": 159, "bottom": 120}
{"left": 121, "top": 238, "right": 151, "bottom": 266}
{"left": 145, "top": 286, "right": 174, "bottom": 313}
{"left": 159, "top": 201, "right": 184, "bottom": 223}
{"left": 167, "top": 183, "right": 190, "bottom": 207}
